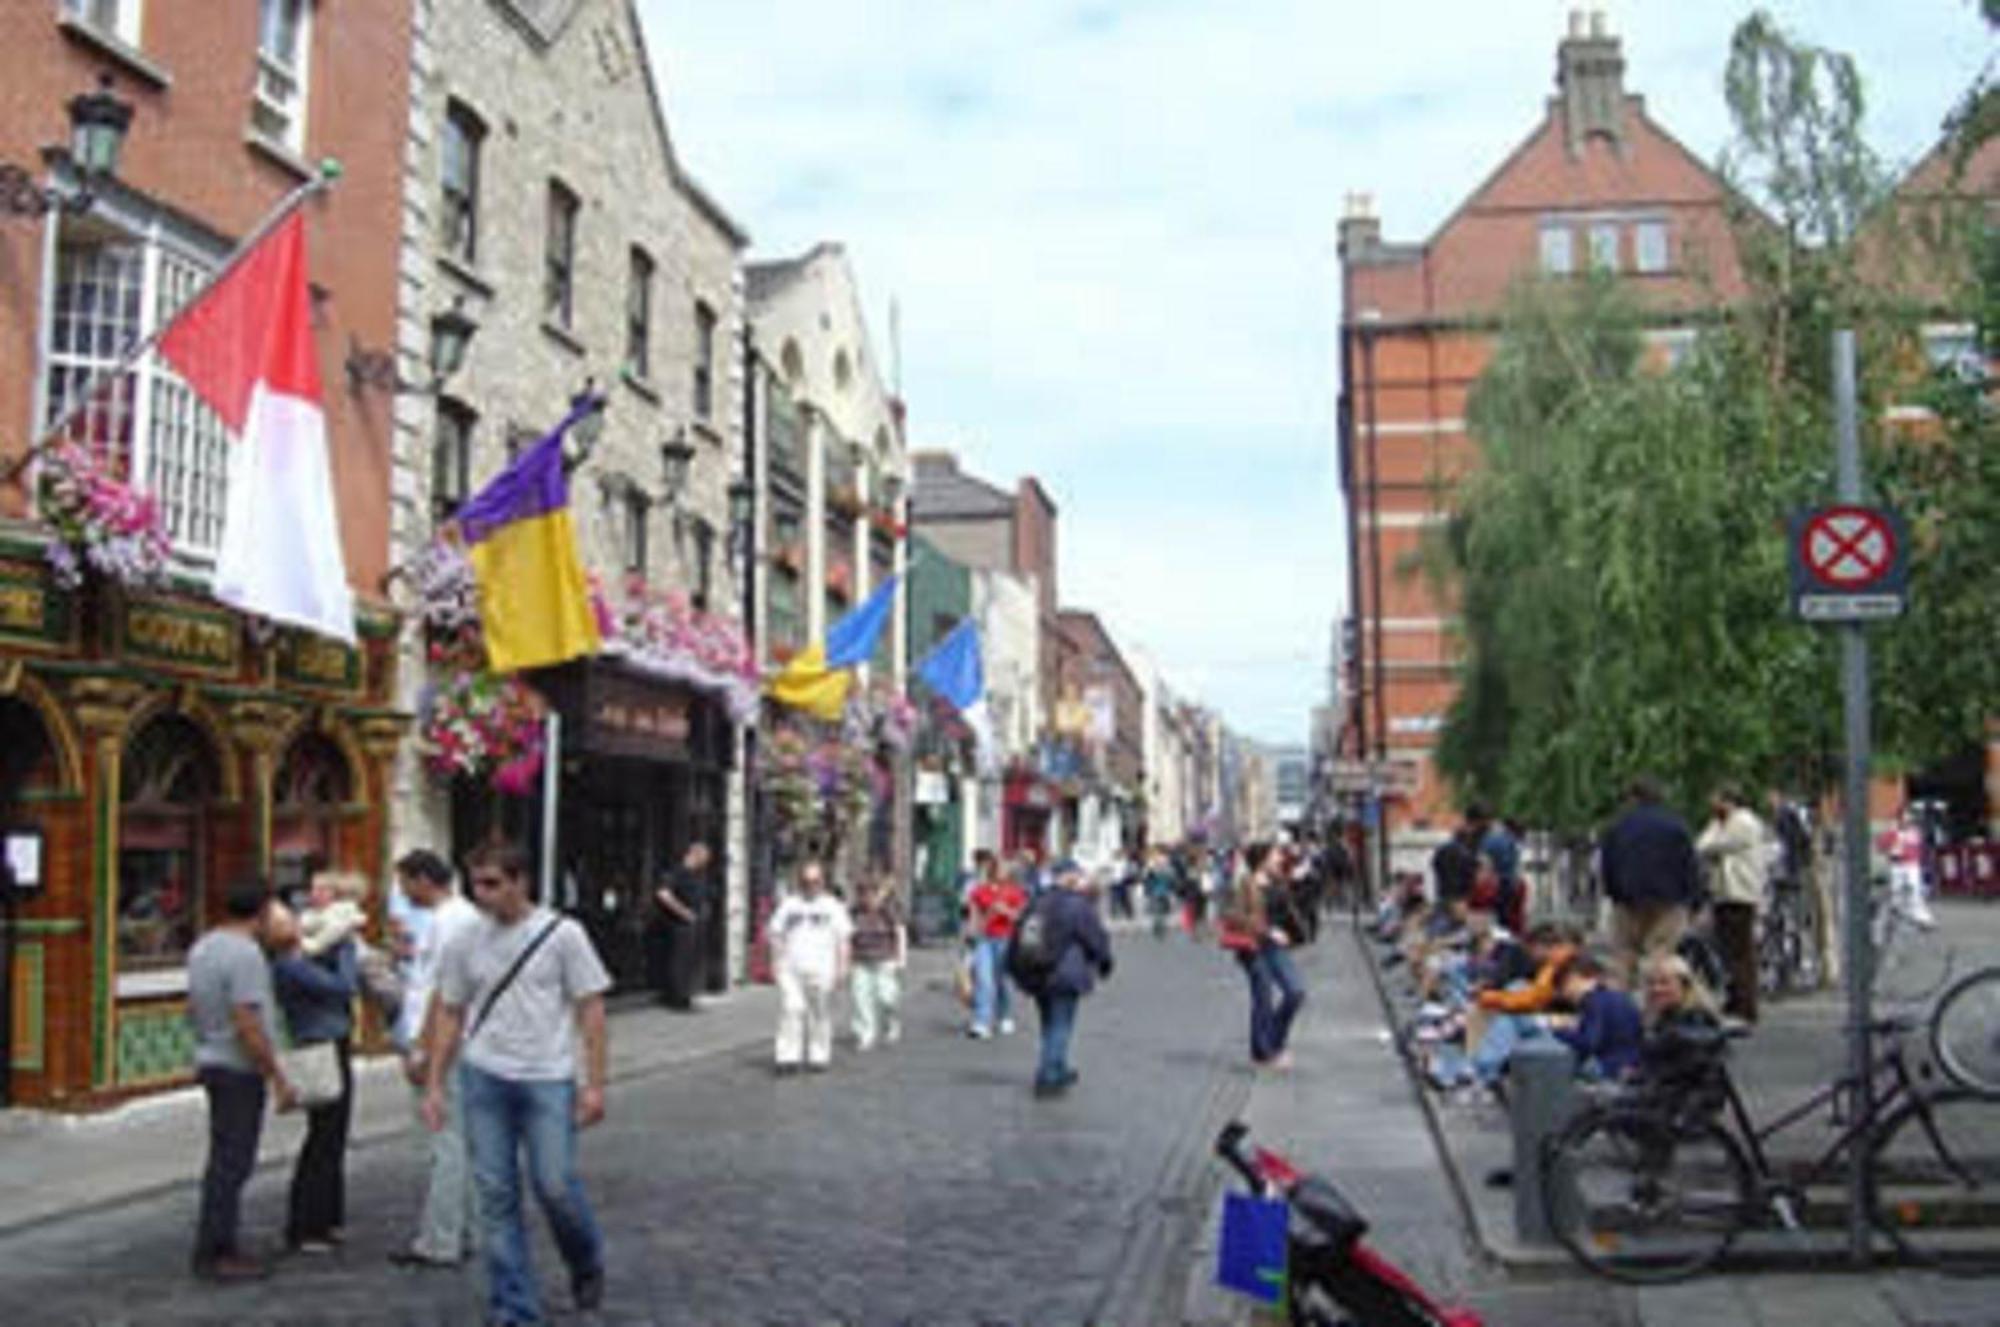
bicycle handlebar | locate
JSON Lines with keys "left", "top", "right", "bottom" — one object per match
{"left": 1215, "top": 1120, "right": 1265, "bottom": 1190}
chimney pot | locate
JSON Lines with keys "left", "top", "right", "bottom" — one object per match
{"left": 1589, "top": 9, "right": 1606, "bottom": 38}
{"left": 1569, "top": 9, "right": 1585, "bottom": 37}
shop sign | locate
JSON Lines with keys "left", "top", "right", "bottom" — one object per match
{"left": 120, "top": 598, "right": 239, "bottom": 676}
{"left": 914, "top": 770, "right": 950, "bottom": 805}
{"left": 276, "top": 631, "right": 361, "bottom": 695}
{"left": 585, "top": 671, "right": 691, "bottom": 759}
{"left": 0, "top": 559, "right": 76, "bottom": 652}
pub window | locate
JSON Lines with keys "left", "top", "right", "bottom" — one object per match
{"left": 627, "top": 247, "right": 654, "bottom": 380}
{"left": 693, "top": 300, "right": 717, "bottom": 421}
{"left": 1539, "top": 224, "right": 1573, "bottom": 275}
{"left": 545, "top": 178, "right": 579, "bottom": 329}
{"left": 691, "top": 517, "right": 715, "bottom": 612}
{"left": 1589, "top": 222, "right": 1620, "bottom": 272}
{"left": 252, "top": 0, "right": 312, "bottom": 153}
{"left": 622, "top": 485, "right": 650, "bottom": 575}
{"left": 432, "top": 397, "right": 475, "bottom": 525}
{"left": 0, "top": 699, "right": 59, "bottom": 803}
{"left": 118, "top": 713, "right": 223, "bottom": 973}
{"left": 61, "top": 0, "right": 144, "bottom": 46}
{"left": 440, "top": 100, "right": 484, "bottom": 264}
{"left": 272, "top": 731, "right": 355, "bottom": 908}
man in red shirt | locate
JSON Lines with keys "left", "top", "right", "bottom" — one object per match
{"left": 966, "top": 859, "right": 1028, "bottom": 1038}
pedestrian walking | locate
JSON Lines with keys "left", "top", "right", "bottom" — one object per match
{"left": 186, "top": 878, "right": 295, "bottom": 1282}
{"left": 966, "top": 854, "right": 1029, "bottom": 1038}
{"left": 769, "top": 859, "right": 852, "bottom": 1073}
{"left": 388, "top": 849, "right": 481, "bottom": 1270}
{"left": 1697, "top": 788, "right": 1767, "bottom": 1023}
{"left": 268, "top": 881, "right": 362, "bottom": 1255}
{"left": 1142, "top": 847, "right": 1178, "bottom": 940}
{"left": 848, "top": 872, "right": 907, "bottom": 1051}
{"left": 647, "top": 841, "right": 712, "bottom": 1011}
{"left": 1221, "top": 843, "right": 1308, "bottom": 1070}
{"left": 1007, "top": 860, "right": 1114, "bottom": 1098}
{"left": 1478, "top": 811, "right": 1525, "bottom": 935}
{"left": 1599, "top": 777, "right": 1701, "bottom": 989}
{"left": 424, "top": 841, "right": 613, "bottom": 1325}
{"left": 1879, "top": 804, "right": 1937, "bottom": 928}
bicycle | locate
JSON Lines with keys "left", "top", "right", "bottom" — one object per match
{"left": 1758, "top": 877, "right": 1822, "bottom": 998}
{"left": 1932, "top": 965, "right": 2000, "bottom": 1097}
{"left": 1215, "top": 1122, "right": 1484, "bottom": 1327}
{"left": 1539, "top": 1016, "right": 2000, "bottom": 1283}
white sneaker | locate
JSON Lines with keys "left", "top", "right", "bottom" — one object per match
{"left": 856, "top": 1037, "right": 875, "bottom": 1053}
{"left": 968, "top": 1025, "right": 991, "bottom": 1040}
{"left": 999, "top": 1018, "right": 1017, "bottom": 1036}
{"left": 885, "top": 1026, "right": 902, "bottom": 1044}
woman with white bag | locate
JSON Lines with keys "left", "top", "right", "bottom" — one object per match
{"left": 269, "top": 876, "right": 362, "bottom": 1255}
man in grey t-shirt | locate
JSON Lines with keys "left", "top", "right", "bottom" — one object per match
{"left": 184, "top": 879, "right": 295, "bottom": 1281}
{"left": 424, "top": 842, "right": 611, "bottom": 1324}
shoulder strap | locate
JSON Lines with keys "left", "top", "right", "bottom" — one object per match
{"left": 467, "top": 915, "right": 564, "bottom": 1042}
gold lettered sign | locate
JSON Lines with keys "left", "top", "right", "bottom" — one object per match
{"left": 119, "top": 597, "right": 240, "bottom": 677}
{"left": 585, "top": 671, "right": 692, "bottom": 759}
{"left": 0, "top": 559, "right": 76, "bottom": 652}
{"left": 276, "top": 630, "right": 361, "bottom": 695}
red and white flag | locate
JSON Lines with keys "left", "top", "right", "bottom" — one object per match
{"left": 158, "top": 211, "right": 354, "bottom": 643}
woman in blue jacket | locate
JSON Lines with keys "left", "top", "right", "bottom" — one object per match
{"left": 269, "top": 894, "right": 360, "bottom": 1253}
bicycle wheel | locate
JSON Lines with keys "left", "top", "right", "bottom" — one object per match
{"left": 1542, "top": 1107, "right": 1752, "bottom": 1283}
{"left": 1869, "top": 1089, "right": 2000, "bottom": 1275}
{"left": 1932, "top": 967, "right": 2000, "bottom": 1097}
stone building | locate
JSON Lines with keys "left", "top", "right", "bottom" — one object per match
{"left": 1338, "top": 10, "right": 1749, "bottom": 871}
{"left": 0, "top": 0, "right": 413, "bottom": 1105}
{"left": 389, "top": 0, "right": 754, "bottom": 989}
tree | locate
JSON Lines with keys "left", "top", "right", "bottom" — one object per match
{"left": 1423, "top": 9, "right": 1996, "bottom": 832}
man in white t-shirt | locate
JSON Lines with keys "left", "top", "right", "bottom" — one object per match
{"left": 388, "top": 849, "right": 483, "bottom": 1269}
{"left": 769, "top": 859, "right": 852, "bottom": 1073}
{"left": 424, "top": 842, "right": 613, "bottom": 1324}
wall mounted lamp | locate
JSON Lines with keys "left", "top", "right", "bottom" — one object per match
{"left": 2, "top": 74, "right": 134, "bottom": 219}
{"left": 346, "top": 298, "right": 478, "bottom": 395}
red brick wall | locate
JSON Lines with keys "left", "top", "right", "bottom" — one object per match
{"left": 0, "top": 2, "right": 413, "bottom": 592}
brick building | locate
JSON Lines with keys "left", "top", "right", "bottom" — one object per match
{"left": 0, "top": 0, "right": 412, "bottom": 1105}
{"left": 1337, "top": 10, "right": 1748, "bottom": 864}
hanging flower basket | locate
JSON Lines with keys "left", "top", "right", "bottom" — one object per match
{"left": 827, "top": 484, "right": 865, "bottom": 519}
{"left": 418, "top": 667, "right": 547, "bottom": 796}
{"left": 605, "top": 576, "right": 761, "bottom": 726}
{"left": 34, "top": 441, "right": 172, "bottom": 590}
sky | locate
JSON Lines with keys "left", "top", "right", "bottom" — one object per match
{"left": 636, "top": 0, "right": 1990, "bottom": 746}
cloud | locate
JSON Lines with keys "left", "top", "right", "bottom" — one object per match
{"left": 639, "top": 0, "right": 1984, "bottom": 744}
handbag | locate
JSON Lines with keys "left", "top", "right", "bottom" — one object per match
{"left": 355, "top": 941, "right": 405, "bottom": 1024}
{"left": 953, "top": 948, "right": 975, "bottom": 1008}
{"left": 278, "top": 1040, "right": 343, "bottom": 1108}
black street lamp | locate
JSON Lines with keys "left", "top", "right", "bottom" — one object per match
{"left": 2, "top": 74, "right": 134, "bottom": 218}
{"left": 561, "top": 381, "right": 609, "bottom": 474}
{"left": 345, "top": 297, "right": 479, "bottom": 395}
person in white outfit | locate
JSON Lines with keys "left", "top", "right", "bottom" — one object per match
{"left": 1879, "top": 805, "right": 1936, "bottom": 928}
{"left": 770, "top": 860, "right": 852, "bottom": 1074}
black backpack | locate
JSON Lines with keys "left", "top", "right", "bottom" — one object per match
{"left": 1006, "top": 894, "right": 1062, "bottom": 985}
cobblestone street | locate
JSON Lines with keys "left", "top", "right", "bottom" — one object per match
{"left": 0, "top": 934, "right": 1257, "bottom": 1326}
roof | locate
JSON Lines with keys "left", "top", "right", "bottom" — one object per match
{"left": 911, "top": 459, "right": 1014, "bottom": 521}
{"left": 745, "top": 242, "right": 844, "bottom": 306}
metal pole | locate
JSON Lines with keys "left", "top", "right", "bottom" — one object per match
{"left": 540, "top": 711, "right": 562, "bottom": 907}
{"left": 1833, "top": 328, "right": 1874, "bottom": 1266}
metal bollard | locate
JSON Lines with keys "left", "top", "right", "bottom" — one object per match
{"left": 1508, "top": 1037, "right": 1578, "bottom": 1243}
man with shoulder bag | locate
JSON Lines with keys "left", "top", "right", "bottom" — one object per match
{"left": 424, "top": 842, "right": 613, "bottom": 1325}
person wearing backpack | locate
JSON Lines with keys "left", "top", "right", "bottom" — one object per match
{"left": 1008, "top": 859, "right": 1114, "bottom": 1099}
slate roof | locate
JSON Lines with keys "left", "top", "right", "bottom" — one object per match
{"left": 911, "top": 455, "right": 1013, "bottom": 521}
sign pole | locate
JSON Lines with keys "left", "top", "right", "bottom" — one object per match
{"left": 1833, "top": 328, "right": 1874, "bottom": 1266}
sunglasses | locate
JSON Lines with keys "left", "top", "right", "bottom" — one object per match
{"left": 470, "top": 875, "right": 508, "bottom": 892}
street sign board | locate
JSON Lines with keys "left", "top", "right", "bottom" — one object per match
{"left": 1328, "top": 757, "right": 1420, "bottom": 797}
{"left": 1788, "top": 505, "right": 1907, "bottom": 622}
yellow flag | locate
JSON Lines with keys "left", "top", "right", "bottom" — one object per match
{"left": 767, "top": 641, "right": 853, "bottom": 720}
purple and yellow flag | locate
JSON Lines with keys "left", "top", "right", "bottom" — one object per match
{"left": 455, "top": 398, "right": 602, "bottom": 674}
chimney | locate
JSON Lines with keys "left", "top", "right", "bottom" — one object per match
{"left": 1556, "top": 7, "right": 1627, "bottom": 158}
{"left": 1337, "top": 191, "right": 1381, "bottom": 263}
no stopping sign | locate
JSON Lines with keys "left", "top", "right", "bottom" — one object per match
{"left": 1789, "top": 505, "right": 1908, "bottom": 621}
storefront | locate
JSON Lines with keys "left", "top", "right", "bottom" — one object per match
{"left": 537, "top": 659, "right": 734, "bottom": 994}
{"left": 0, "top": 545, "right": 403, "bottom": 1108}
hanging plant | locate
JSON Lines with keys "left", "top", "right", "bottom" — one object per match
{"left": 35, "top": 440, "right": 172, "bottom": 590}
{"left": 418, "top": 666, "right": 547, "bottom": 795}
{"left": 606, "top": 575, "right": 760, "bottom": 725}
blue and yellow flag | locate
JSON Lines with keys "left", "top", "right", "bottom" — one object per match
{"left": 768, "top": 573, "right": 900, "bottom": 719}
{"left": 456, "top": 398, "right": 603, "bottom": 674}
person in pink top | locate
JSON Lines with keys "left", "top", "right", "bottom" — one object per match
{"left": 1878, "top": 805, "right": 1935, "bottom": 927}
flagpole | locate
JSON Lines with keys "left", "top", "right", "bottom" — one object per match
{"left": 2, "top": 161, "right": 341, "bottom": 488}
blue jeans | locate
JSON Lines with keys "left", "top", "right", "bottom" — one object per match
{"left": 462, "top": 1064, "right": 604, "bottom": 1325}
{"left": 1239, "top": 944, "right": 1307, "bottom": 1061}
{"left": 972, "top": 936, "right": 1013, "bottom": 1032}
{"left": 1035, "top": 991, "right": 1079, "bottom": 1086}
{"left": 1472, "top": 1013, "right": 1547, "bottom": 1086}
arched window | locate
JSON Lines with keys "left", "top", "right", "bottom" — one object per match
{"left": 272, "top": 731, "right": 356, "bottom": 906}
{"left": 832, "top": 347, "right": 853, "bottom": 392}
{"left": 780, "top": 338, "right": 804, "bottom": 385}
{"left": 119, "top": 713, "right": 223, "bottom": 971}
{"left": 0, "top": 698, "right": 58, "bottom": 802}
